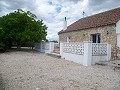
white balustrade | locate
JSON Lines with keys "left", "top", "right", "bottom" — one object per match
{"left": 35, "top": 41, "right": 111, "bottom": 66}
{"left": 92, "top": 43, "right": 107, "bottom": 56}
{"left": 63, "top": 42, "right": 84, "bottom": 55}
{"left": 60, "top": 42, "right": 111, "bottom": 66}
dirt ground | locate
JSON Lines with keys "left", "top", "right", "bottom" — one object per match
{"left": 0, "top": 50, "right": 120, "bottom": 90}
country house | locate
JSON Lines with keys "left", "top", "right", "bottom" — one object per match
{"left": 58, "top": 7, "right": 120, "bottom": 59}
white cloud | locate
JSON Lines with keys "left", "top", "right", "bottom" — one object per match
{"left": 0, "top": 0, "right": 120, "bottom": 41}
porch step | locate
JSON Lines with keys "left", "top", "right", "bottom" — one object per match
{"left": 108, "top": 60, "right": 120, "bottom": 68}
{"left": 53, "top": 51, "right": 60, "bottom": 54}
{"left": 53, "top": 49, "right": 60, "bottom": 54}
{"left": 47, "top": 53, "right": 61, "bottom": 58}
{"left": 96, "top": 60, "right": 120, "bottom": 69}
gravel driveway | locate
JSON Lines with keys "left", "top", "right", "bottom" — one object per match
{"left": 0, "top": 50, "right": 120, "bottom": 90}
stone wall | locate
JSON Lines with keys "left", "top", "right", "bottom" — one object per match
{"left": 59, "top": 24, "right": 118, "bottom": 59}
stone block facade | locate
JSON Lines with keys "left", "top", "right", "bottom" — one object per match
{"left": 59, "top": 24, "right": 119, "bottom": 59}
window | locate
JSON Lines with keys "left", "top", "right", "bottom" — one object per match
{"left": 91, "top": 34, "right": 100, "bottom": 43}
{"left": 67, "top": 36, "right": 71, "bottom": 43}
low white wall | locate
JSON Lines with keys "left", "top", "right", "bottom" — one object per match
{"left": 44, "top": 42, "right": 50, "bottom": 53}
{"left": 34, "top": 43, "right": 45, "bottom": 52}
{"left": 92, "top": 56, "right": 107, "bottom": 64}
{"left": 62, "top": 52, "right": 83, "bottom": 64}
{"left": 41, "top": 42, "right": 46, "bottom": 53}
{"left": 34, "top": 42, "right": 56, "bottom": 53}
{"left": 60, "top": 42, "right": 84, "bottom": 64}
{"left": 91, "top": 43, "right": 111, "bottom": 65}
{"left": 45, "top": 42, "right": 54, "bottom": 54}
{"left": 35, "top": 41, "right": 111, "bottom": 66}
{"left": 83, "top": 41, "right": 92, "bottom": 66}
{"left": 34, "top": 43, "right": 40, "bottom": 51}
{"left": 60, "top": 42, "right": 111, "bottom": 66}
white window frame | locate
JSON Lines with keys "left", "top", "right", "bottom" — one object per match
{"left": 67, "top": 36, "right": 71, "bottom": 43}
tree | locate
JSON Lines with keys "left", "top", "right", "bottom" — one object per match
{"left": 0, "top": 9, "right": 47, "bottom": 50}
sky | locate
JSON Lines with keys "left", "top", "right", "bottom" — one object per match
{"left": 0, "top": 0, "right": 120, "bottom": 41}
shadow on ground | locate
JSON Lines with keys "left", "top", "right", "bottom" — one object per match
{"left": 4, "top": 47, "right": 40, "bottom": 54}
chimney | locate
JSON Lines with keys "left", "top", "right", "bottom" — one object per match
{"left": 63, "top": 17, "right": 67, "bottom": 30}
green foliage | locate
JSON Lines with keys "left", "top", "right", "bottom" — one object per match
{"left": 0, "top": 9, "right": 47, "bottom": 51}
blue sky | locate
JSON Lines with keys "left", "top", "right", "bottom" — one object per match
{"left": 0, "top": 0, "right": 120, "bottom": 41}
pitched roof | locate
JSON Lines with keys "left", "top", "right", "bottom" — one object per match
{"left": 58, "top": 7, "right": 120, "bottom": 34}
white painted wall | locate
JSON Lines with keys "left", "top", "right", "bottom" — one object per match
{"left": 40, "top": 42, "right": 45, "bottom": 53}
{"left": 35, "top": 42, "right": 55, "bottom": 53}
{"left": 83, "top": 41, "right": 92, "bottom": 66}
{"left": 106, "top": 44, "right": 111, "bottom": 61}
{"left": 34, "top": 43, "right": 40, "bottom": 51}
{"left": 60, "top": 43, "right": 63, "bottom": 58}
{"left": 116, "top": 20, "right": 120, "bottom": 47}
{"left": 45, "top": 42, "right": 54, "bottom": 53}
{"left": 60, "top": 42, "right": 84, "bottom": 64}
{"left": 117, "top": 34, "right": 120, "bottom": 47}
{"left": 34, "top": 43, "right": 45, "bottom": 52}
{"left": 92, "top": 56, "right": 107, "bottom": 64}
{"left": 35, "top": 41, "right": 111, "bottom": 66}
{"left": 62, "top": 52, "right": 83, "bottom": 64}
{"left": 116, "top": 20, "right": 120, "bottom": 34}
{"left": 60, "top": 42, "right": 111, "bottom": 66}
{"left": 91, "top": 43, "right": 111, "bottom": 65}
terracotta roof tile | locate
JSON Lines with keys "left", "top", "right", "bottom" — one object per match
{"left": 58, "top": 7, "right": 120, "bottom": 34}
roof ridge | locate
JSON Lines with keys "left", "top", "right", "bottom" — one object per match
{"left": 82, "top": 7, "right": 120, "bottom": 19}
{"left": 58, "top": 7, "right": 120, "bottom": 34}
{"left": 69, "top": 7, "right": 120, "bottom": 28}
